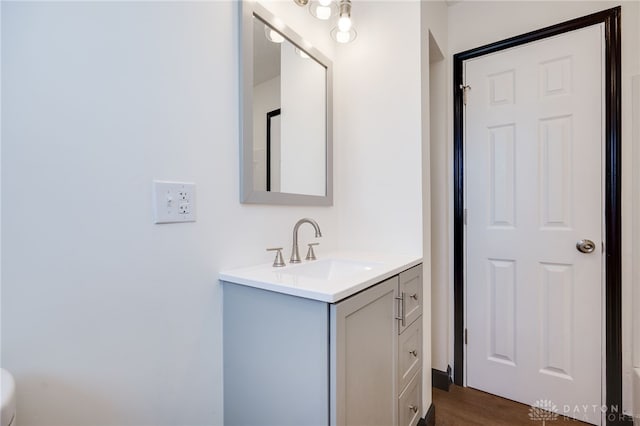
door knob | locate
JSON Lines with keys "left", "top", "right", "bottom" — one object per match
{"left": 576, "top": 239, "right": 596, "bottom": 254}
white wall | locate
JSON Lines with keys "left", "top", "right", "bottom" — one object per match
{"left": 634, "top": 74, "right": 640, "bottom": 370}
{"left": 1, "top": 2, "right": 341, "bottom": 425}
{"left": 431, "top": 0, "right": 640, "bottom": 414}
{"left": 334, "top": 1, "right": 423, "bottom": 256}
{"left": 633, "top": 74, "right": 640, "bottom": 423}
{"left": 421, "top": 0, "right": 449, "bottom": 376}
{"left": 332, "top": 0, "right": 426, "bottom": 413}
{"left": 420, "top": 0, "right": 449, "bottom": 411}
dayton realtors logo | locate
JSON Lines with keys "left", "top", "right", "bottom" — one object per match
{"left": 528, "top": 399, "right": 626, "bottom": 423}
{"left": 528, "top": 399, "right": 560, "bottom": 424}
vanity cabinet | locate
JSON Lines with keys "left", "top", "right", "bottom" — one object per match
{"left": 223, "top": 264, "right": 422, "bottom": 426}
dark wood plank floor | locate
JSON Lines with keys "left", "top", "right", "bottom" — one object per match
{"left": 433, "top": 385, "right": 592, "bottom": 425}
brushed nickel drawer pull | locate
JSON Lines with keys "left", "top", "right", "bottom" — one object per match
{"left": 395, "top": 293, "right": 406, "bottom": 327}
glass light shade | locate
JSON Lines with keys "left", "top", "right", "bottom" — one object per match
{"left": 330, "top": 27, "right": 357, "bottom": 44}
{"left": 264, "top": 27, "right": 285, "bottom": 43}
{"left": 315, "top": 5, "right": 331, "bottom": 20}
{"left": 309, "top": 0, "right": 337, "bottom": 20}
{"left": 338, "top": 15, "right": 351, "bottom": 32}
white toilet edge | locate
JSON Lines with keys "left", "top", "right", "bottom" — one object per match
{"left": 0, "top": 369, "right": 16, "bottom": 426}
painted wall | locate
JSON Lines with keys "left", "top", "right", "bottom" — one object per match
{"left": 633, "top": 74, "right": 640, "bottom": 423}
{"left": 1, "top": 2, "right": 341, "bottom": 425}
{"left": 420, "top": 0, "right": 449, "bottom": 411}
{"left": 429, "top": 0, "right": 640, "bottom": 415}
{"left": 634, "top": 75, "right": 640, "bottom": 370}
{"left": 1, "top": 1, "right": 429, "bottom": 425}
{"left": 421, "top": 0, "right": 449, "bottom": 376}
{"left": 333, "top": 1, "right": 423, "bottom": 256}
{"left": 332, "top": 0, "right": 426, "bottom": 413}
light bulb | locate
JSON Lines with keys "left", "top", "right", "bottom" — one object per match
{"left": 335, "top": 30, "right": 351, "bottom": 43}
{"left": 338, "top": 15, "right": 352, "bottom": 32}
{"left": 315, "top": 5, "right": 331, "bottom": 20}
{"left": 318, "top": 0, "right": 332, "bottom": 6}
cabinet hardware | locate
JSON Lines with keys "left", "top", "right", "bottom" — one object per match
{"left": 410, "top": 293, "right": 418, "bottom": 300}
{"left": 409, "top": 405, "right": 418, "bottom": 413}
{"left": 409, "top": 350, "right": 418, "bottom": 357}
{"left": 395, "top": 292, "right": 406, "bottom": 327}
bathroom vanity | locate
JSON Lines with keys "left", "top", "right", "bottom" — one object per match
{"left": 221, "top": 253, "right": 423, "bottom": 426}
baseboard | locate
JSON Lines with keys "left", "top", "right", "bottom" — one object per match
{"left": 418, "top": 403, "right": 435, "bottom": 426}
{"left": 432, "top": 366, "right": 451, "bottom": 391}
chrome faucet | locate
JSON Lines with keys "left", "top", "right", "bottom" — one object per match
{"left": 290, "top": 218, "right": 322, "bottom": 263}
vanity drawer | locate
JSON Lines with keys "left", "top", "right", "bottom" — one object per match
{"left": 398, "top": 317, "right": 422, "bottom": 392}
{"left": 398, "top": 369, "right": 422, "bottom": 426}
{"left": 398, "top": 265, "right": 422, "bottom": 334}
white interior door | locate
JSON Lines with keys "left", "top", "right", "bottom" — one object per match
{"left": 465, "top": 24, "right": 604, "bottom": 425}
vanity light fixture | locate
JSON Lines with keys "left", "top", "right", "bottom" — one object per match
{"left": 331, "top": 0, "right": 357, "bottom": 43}
{"left": 337, "top": 0, "right": 352, "bottom": 31}
{"left": 309, "top": 0, "right": 337, "bottom": 21}
{"left": 294, "top": 0, "right": 357, "bottom": 44}
{"left": 330, "top": 26, "right": 357, "bottom": 44}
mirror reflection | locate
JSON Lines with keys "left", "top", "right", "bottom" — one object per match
{"left": 251, "top": 16, "right": 327, "bottom": 197}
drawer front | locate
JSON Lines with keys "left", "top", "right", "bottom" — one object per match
{"left": 398, "top": 317, "right": 422, "bottom": 392}
{"left": 398, "top": 369, "right": 422, "bottom": 426}
{"left": 398, "top": 265, "right": 422, "bottom": 334}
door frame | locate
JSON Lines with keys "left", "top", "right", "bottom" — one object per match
{"left": 452, "top": 6, "right": 622, "bottom": 420}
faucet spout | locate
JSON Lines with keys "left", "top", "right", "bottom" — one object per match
{"left": 290, "top": 218, "right": 322, "bottom": 263}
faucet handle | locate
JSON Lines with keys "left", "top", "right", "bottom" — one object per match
{"left": 305, "top": 243, "right": 319, "bottom": 261}
{"left": 266, "top": 247, "right": 286, "bottom": 267}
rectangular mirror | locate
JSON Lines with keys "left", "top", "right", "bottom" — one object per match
{"left": 240, "top": 1, "right": 333, "bottom": 205}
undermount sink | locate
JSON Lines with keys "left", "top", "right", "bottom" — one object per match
{"left": 281, "top": 258, "right": 382, "bottom": 280}
{"left": 219, "top": 251, "right": 422, "bottom": 303}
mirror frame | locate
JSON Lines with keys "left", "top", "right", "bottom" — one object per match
{"left": 240, "top": 1, "right": 333, "bottom": 206}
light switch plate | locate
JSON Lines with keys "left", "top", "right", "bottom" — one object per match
{"left": 153, "top": 181, "right": 196, "bottom": 224}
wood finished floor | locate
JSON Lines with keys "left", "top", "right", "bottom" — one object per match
{"left": 433, "top": 385, "right": 592, "bottom": 425}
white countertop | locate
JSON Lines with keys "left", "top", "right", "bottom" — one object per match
{"left": 219, "top": 251, "right": 422, "bottom": 303}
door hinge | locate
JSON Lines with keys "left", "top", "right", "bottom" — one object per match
{"left": 460, "top": 84, "right": 471, "bottom": 105}
{"left": 463, "top": 209, "right": 467, "bottom": 225}
{"left": 464, "top": 328, "right": 468, "bottom": 345}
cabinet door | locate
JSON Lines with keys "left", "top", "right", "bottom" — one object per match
{"left": 398, "top": 265, "right": 422, "bottom": 334}
{"left": 223, "top": 284, "right": 329, "bottom": 426}
{"left": 331, "top": 276, "right": 399, "bottom": 426}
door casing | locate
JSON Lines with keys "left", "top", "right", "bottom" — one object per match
{"left": 452, "top": 6, "right": 622, "bottom": 421}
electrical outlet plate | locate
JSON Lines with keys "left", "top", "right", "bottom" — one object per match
{"left": 153, "top": 181, "right": 196, "bottom": 224}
